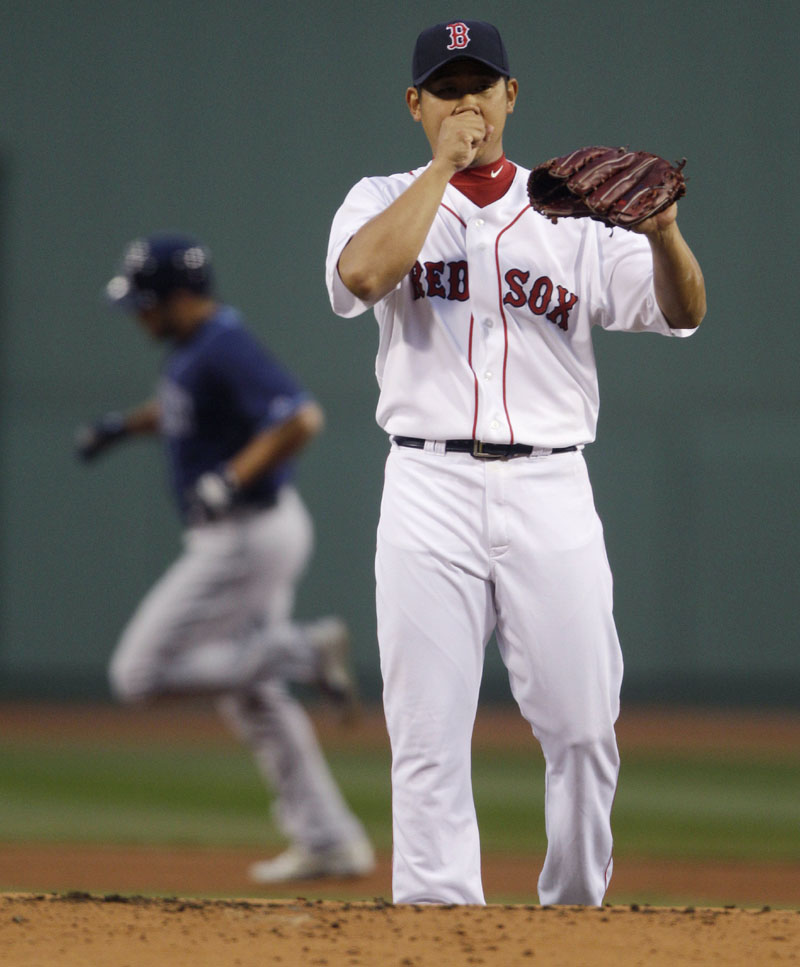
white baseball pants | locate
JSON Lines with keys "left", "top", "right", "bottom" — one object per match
{"left": 109, "top": 486, "right": 365, "bottom": 853}
{"left": 376, "top": 446, "right": 623, "bottom": 905}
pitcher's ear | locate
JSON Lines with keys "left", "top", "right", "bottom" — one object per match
{"left": 506, "top": 78, "right": 519, "bottom": 114}
{"left": 406, "top": 86, "right": 422, "bottom": 121}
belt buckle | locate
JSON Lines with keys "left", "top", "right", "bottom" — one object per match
{"left": 471, "top": 440, "right": 504, "bottom": 461}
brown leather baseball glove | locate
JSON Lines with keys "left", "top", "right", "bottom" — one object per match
{"left": 527, "top": 146, "right": 687, "bottom": 229}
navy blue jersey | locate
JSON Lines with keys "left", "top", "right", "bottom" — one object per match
{"left": 158, "top": 305, "right": 310, "bottom": 519}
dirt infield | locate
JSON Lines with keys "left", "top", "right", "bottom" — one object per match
{"left": 1, "top": 702, "right": 798, "bottom": 964}
{"left": 2, "top": 893, "right": 799, "bottom": 966}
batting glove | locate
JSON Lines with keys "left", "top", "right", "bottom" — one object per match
{"left": 186, "top": 468, "right": 240, "bottom": 523}
{"left": 74, "top": 412, "right": 128, "bottom": 461}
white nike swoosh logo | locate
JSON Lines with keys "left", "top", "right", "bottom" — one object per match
{"left": 490, "top": 165, "right": 503, "bottom": 178}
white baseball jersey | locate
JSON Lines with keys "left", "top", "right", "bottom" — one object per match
{"left": 326, "top": 161, "right": 694, "bottom": 446}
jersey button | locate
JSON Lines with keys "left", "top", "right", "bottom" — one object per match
{"left": 484, "top": 371, "right": 493, "bottom": 380}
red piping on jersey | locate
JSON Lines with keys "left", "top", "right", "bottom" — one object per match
{"left": 494, "top": 206, "right": 533, "bottom": 445}
{"left": 440, "top": 202, "right": 467, "bottom": 227}
{"left": 467, "top": 314, "right": 479, "bottom": 438}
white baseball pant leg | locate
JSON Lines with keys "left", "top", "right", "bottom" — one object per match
{"left": 109, "top": 486, "right": 364, "bottom": 852}
{"left": 376, "top": 447, "right": 622, "bottom": 906}
{"left": 216, "top": 680, "right": 368, "bottom": 853}
{"left": 109, "top": 488, "right": 322, "bottom": 699}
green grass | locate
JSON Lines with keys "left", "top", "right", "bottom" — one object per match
{"left": 614, "top": 755, "right": 800, "bottom": 861}
{"left": 0, "top": 737, "right": 797, "bottom": 864}
{"left": 0, "top": 740, "right": 392, "bottom": 849}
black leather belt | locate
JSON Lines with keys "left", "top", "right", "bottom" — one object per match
{"left": 392, "top": 436, "right": 577, "bottom": 460}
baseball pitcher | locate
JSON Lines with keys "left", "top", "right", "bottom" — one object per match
{"left": 326, "top": 20, "right": 705, "bottom": 905}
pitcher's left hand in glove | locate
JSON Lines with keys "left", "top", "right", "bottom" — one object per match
{"left": 527, "top": 146, "right": 687, "bottom": 229}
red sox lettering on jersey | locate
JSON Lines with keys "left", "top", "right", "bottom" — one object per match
{"left": 409, "top": 259, "right": 580, "bottom": 332}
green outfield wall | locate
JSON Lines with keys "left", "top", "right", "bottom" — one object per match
{"left": 0, "top": 1, "right": 797, "bottom": 705}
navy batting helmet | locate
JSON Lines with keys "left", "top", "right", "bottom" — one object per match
{"left": 105, "top": 233, "right": 214, "bottom": 310}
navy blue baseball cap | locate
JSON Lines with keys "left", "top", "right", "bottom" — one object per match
{"left": 106, "top": 233, "right": 213, "bottom": 310}
{"left": 412, "top": 20, "right": 510, "bottom": 87}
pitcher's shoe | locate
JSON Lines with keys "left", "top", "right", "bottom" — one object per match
{"left": 309, "top": 617, "right": 360, "bottom": 720}
{"left": 249, "top": 837, "right": 375, "bottom": 884}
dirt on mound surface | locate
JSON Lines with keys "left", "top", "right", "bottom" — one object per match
{"left": 2, "top": 892, "right": 799, "bottom": 967}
